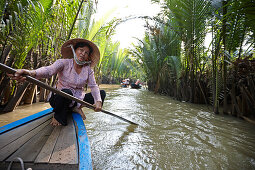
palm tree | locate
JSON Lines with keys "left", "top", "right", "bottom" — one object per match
{"left": 162, "top": 0, "right": 211, "bottom": 102}
{"left": 209, "top": 0, "right": 255, "bottom": 113}
{"left": 129, "top": 19, "right": 181, "bottom": 94}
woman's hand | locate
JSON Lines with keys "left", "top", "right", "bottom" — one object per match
{"left": 7, "top": 69, "right": 36, "bottom": 82}
{"left": 94, "top": 101, "right": 102, "bottom": 112}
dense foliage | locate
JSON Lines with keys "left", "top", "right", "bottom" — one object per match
{"left": 129, "top": 0, "right": 255, "bottom": 116}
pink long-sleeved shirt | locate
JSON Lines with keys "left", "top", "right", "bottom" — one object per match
{"left": 35, "top": 59, "right": 101, "bottom": 107}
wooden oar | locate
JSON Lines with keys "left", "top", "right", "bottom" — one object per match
{"left": 0, "top": 63, "right": 139, "bottom": 126}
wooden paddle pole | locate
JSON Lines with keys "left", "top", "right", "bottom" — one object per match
{"left": 0, "top": 63, "right": 139, "bottom": 126}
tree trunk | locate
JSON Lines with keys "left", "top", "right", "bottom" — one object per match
{"left": 154, "top": 74, "right": 160, "bottom": 94}
{"left": 3, "top": 82, "right": 30, "bottom": 112}
{"left": 67, "top": 0, "right": 85, "bottom": 39}
{"left": 0, "top": 76, "right": 10, "bottom": 101}
{"left": 33, "top": 85, "right": 38, "bottom": 103}
{"left": 0, "top": 44, "right": 12, "bottom": 64}
{"left": 212, "top": 28, "right": 222, "bottom": 114}
{"left": 2, "top": 80, "right": 11, "bottom": 105}
{"left": 23, "top": 84, "right": 37, "bottom": 104}
{"left": 39, "top": 79, "right": 47, "bottom": 102}
{"left": 230, "top": 85, "right": 241, "bottom": 116}
{"left": 0, "top": 50, "right": 14, "bottom": 84}
{"left": 222, "top": 0, "right": 228, "bottom": 114}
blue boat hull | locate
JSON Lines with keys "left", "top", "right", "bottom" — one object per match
{"left": 0, "top": 108, "right": 92, "bottom": 170}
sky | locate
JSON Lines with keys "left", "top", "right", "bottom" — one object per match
{"left": 93, "top": 0, "right": 161, "bottom": 48}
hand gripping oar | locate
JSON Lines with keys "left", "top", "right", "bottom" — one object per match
{"left": 0, "top": 63, "right": 139, "bottom": 126}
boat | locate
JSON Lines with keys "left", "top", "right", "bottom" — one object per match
{"left": 0, "top": 108, "right": 92, "bottom": 170}
{"left": 121, "top": 84, "right": 128, "bottom": 88}
{"left": 130, "top": 83, "right": 142, "bottom": 89}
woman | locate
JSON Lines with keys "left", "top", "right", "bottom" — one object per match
{"left": 10, "top": 38, "right": 106, "bottom": 126}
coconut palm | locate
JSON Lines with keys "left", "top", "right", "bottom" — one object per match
{"left": 129, "top": 18, "right": 181, "bottom": 94}
{"left": 209, "top": 0, "right": 255, "bottom": 113}
{"left": 162, "top": 0, "right": 211, "bottom": 102}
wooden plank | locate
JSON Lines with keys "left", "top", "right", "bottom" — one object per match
{"left": 0, "top": 108, "right": 53, "bottom": 134}
{"left": 72, "top": 113, "right": 92, "bottom": 170}
{"left": 0, "top": 119, "right": 51, "bottom": 161}
{"left": 34, "top": 126, "right": 62, "bottom": 163}
{"left": 0, "top": 113, "right": 53, "bottom": 149}
{"left": 0, "top": 162, "right": 78, "bottom": 170}
{"left": 7, "top": 123, "right": 54, "bottom": 162}
{"left": 50, "top": 116, "right": 78, "bottom": 165}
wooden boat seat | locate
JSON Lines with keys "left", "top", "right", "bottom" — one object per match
{"left": 0, "top": 111, "right": 79, "bottom": 170}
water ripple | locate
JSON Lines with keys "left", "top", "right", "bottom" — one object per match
{"left": 86, "top": 87, "right": 255, "bottom": 170}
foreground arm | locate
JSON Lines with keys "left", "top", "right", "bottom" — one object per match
{"left": 88, "top": 68, "right": 102, "bottom": 112}
{"left": 9, "top": 69, "right": 36, "bottom": 82}
{"left": 9, "top": 59, "right": 65, "bottom": 82}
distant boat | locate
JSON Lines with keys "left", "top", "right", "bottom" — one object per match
{"left": 121, "top": 84, "right": 128, "bottom": 88}
{"left": 131, "top": 83, "right": 142, "bottom": 89}
{"left": 0, "top": 108, "right": 92, "bottom": 170}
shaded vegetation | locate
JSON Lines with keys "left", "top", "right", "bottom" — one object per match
{"left": 129, "top": 0, "right": 255, "bottom": 119}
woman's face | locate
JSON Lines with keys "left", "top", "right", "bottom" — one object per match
{"left": 75, "top": 46, "right": 90, "bottom": 62}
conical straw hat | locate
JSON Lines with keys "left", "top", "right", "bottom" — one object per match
{"left": 61, "top": 38, "right": 100, "bottom": 67}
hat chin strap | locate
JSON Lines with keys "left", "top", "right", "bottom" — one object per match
{"left": 69, "top": 44, "right": 91, "bottom": 66}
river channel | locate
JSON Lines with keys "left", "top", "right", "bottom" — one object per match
{"left": 1, "top": 85, "right": 255, "bottom": 169}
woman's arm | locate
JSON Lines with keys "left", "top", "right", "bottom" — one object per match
{"left": 35, "top": 59, "right": 65, "bottom": 79}
{"left": 8, "top": 59, "right": 65, "bottom": 82}
{"left": 8, "top": 69, "right": 36, "bottom": 82}
{"left": 87, "top": 68, "right": 102, "bottom": 111}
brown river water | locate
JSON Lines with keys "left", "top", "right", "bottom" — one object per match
{"left": 0, "top": 85, "right": 255, "bottom": 169}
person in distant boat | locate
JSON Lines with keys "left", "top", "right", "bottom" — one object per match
{"left": 121, "top": 79, "right": 127, "bottom": 87}
{"left": 135, "top": 79, "right": 140, "bottom": 85}
{"left": 9, "top": 38, "right": 106, "bottom": 126}
{"left": 121, "top": 78, "right": 130, "bottom": 87}
{"left": 126, "top": 78, "right": 130, "bottom": 86}
{"left": 131, "top": 79, "right": 142, "bottom": 89}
